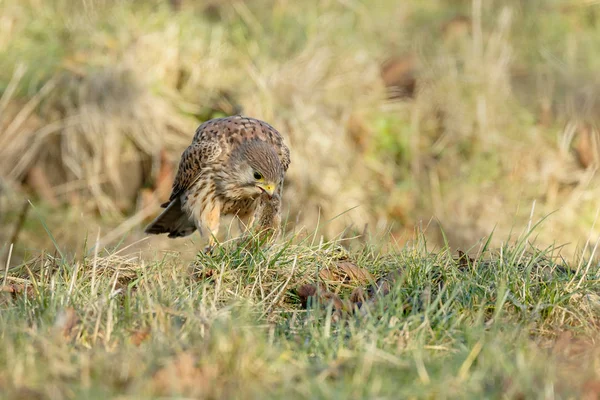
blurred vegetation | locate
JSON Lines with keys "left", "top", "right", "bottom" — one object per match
{"left": 1, "top": 0, "right": 600, "bottom": 255}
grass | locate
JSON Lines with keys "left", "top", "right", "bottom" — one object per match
{"left": 2, "top": 1, "right": 600, "bottom": 398}
{"left": 1, "top": 223, "right": 599, "bottom": 399}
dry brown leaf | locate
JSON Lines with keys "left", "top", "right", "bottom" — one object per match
{"left": 297, "top": 283, "right": 343, "bottom": 308}
{"left": 318, "top": 260, "right": 373, "bottom": 284}
{"left": 338, "top": 261, "right": 373, "bottom": 282}
{"left": 297, "top": 283, "right": 322, "bottom": 309}
{"left": 1, "top": 284, "right": 23, "bottom": 294}
{"left": 296, "top": 283, "right": 349, "bottom": 322}
{"left": 1, "top": 284, "right": 35, "bottom": 299}
{"left": 318, "top": 268, "right": 338, "bottom": 282}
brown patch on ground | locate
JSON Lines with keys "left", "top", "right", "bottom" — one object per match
{"left": 297, "top": 259, "right": 404, "bottom": 321}
{"left": 152, "top": 352, "right": 218, "bottom": 397}
{"left": 318, "top": 260, "right": 373, "bottom": 284}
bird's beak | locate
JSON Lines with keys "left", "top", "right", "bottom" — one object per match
{"left": 257, "top": 182, "right": 276, "bottom": 197}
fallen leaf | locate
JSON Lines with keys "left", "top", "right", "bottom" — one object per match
{"left": 355, "top": 271, "right": 403, "bottom": 314}
{"left": 318, "top": 260, "right": 373, "bottom": 284}
{"left": 297, "top": 283, "right": 321, "bottom": 309}
{"left": 1, "top": 284, "right": 35, "bottom": 300}
{"left": 337, "top": 261, "right": 373, "bottom": 282}
{"left": 1, "top": 284, "right": 23, "bottom": 294}
{"left": 296, "top": 283, "right": 348, "bottom": 322}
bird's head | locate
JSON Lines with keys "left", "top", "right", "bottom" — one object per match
{"left": 227, "top": 139, "right": 282, "bottom": 198}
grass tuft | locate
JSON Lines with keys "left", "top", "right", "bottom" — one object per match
{"left": 1, "top": 224, "right": 599, "bottom": 398}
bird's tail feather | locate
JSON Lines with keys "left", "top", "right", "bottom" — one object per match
{"left": 144, "top": 197, "right": 197, "bottom": 238}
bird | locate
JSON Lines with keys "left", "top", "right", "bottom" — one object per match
{"left": 144, "top": 115, "right": 291, "bottom": 250}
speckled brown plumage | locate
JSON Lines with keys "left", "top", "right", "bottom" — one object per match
{"left": 145, "top": 116, "right": 290, "bottom": 248}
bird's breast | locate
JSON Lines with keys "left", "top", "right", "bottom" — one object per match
{"left": 221, "top": 197, "right": 257, "bottom": 216}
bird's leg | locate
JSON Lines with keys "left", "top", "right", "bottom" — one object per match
{"left": 199, "top": 202, "right": 221, "bottom": 254}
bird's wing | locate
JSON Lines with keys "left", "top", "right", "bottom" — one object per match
{"left": 279, "top": 142, "right": 291, "bottom": 172}
{"left": 167, "top": 137, "right": 222, "bottom": 204}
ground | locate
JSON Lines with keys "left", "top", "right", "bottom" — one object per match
{"left": 1, "top": 1, "right": 600, "bottom": 398}
{"left": 1, "top": 225, "right": 599, "bottom": 399}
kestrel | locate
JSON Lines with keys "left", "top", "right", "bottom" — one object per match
{"left": 145, "top": 115, "right": 291, "bottom": 248}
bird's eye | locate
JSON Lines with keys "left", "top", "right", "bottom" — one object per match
{"left": 253, "top": 171, "right": 263, "bottom": 180}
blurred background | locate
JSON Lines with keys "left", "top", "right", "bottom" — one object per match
{"left": 1, "top": 0, "right": 599, "bottom": 263}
